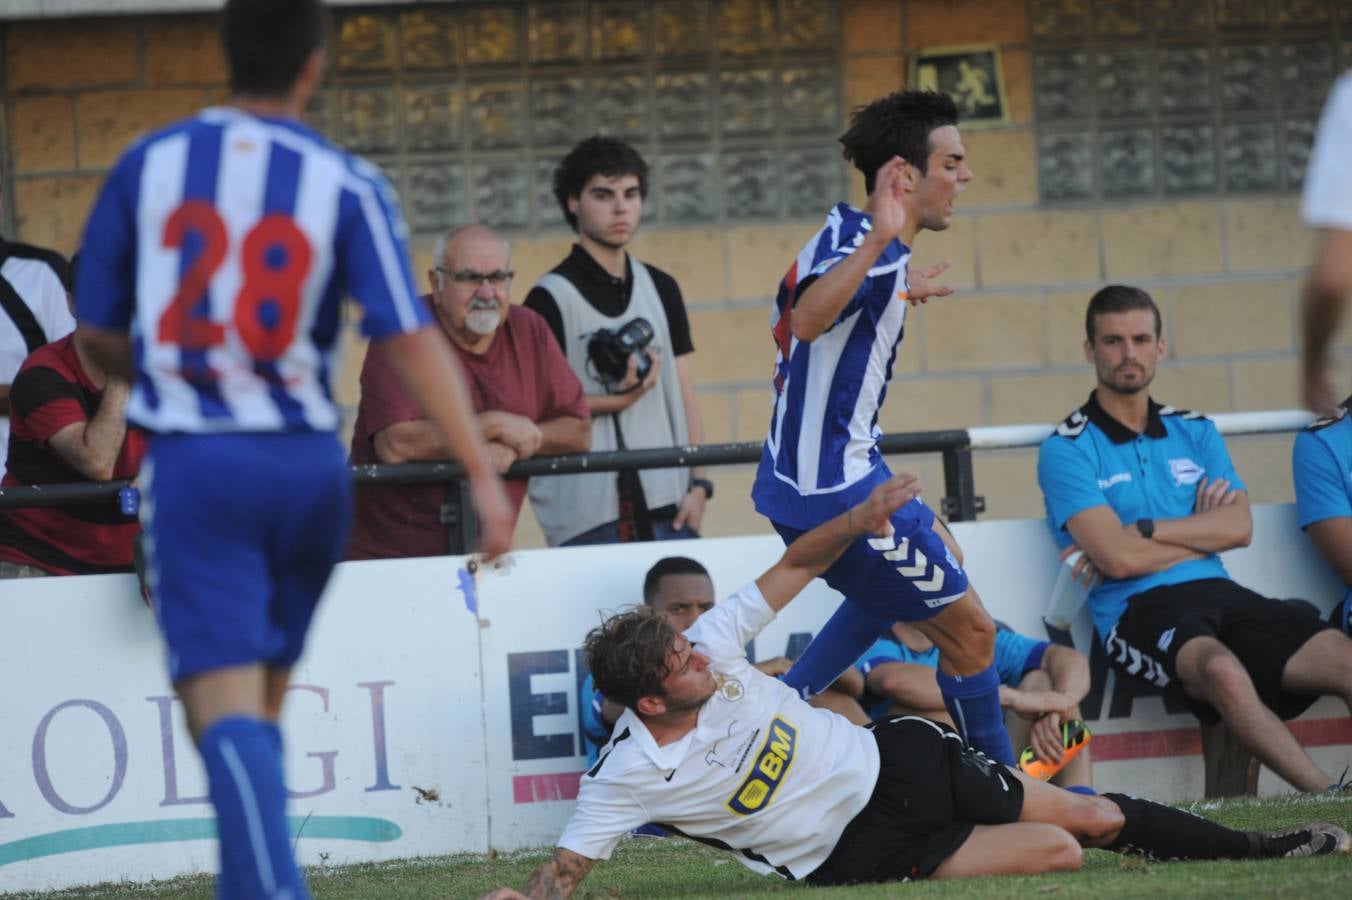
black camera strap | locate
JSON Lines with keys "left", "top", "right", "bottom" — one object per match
{"left": 611, "top": 415, "right": 654, "bottom": 542}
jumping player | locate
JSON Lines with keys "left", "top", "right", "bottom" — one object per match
{"left": 74, "top": 2, "right": 510, "bottom": 897}
{"left": 751, "top": 90, "right": 1016, "bottom": 764}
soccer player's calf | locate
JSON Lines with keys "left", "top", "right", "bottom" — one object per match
{"left": 780, "top": 500, "right": 1014, "bottom": 765}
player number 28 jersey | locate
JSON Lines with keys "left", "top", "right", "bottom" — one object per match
{"left": 77, "top": 107, "right": 430, "bottom": 435}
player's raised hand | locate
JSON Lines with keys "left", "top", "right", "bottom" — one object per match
{"left": 869, "top": 156, "right": 909, "bottom": 239}
{"left": 852, "top": 472, "right": 921, "bottom": 537}
{"left": 906, "top": 260, "right": 955, "bottom": 305}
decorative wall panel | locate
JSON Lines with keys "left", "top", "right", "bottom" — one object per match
{"left": 1033, "top": 0, "right": 1348, "bottom": 201}
{"left": 320, "top": 1, "right": 842, "bottom": 233}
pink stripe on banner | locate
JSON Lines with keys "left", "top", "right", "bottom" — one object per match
{"left": 513, "top": 772, "right": 582, "bottom": 804}
{"left": 1093, "top": 717, "right": 1352, "bottom": 762}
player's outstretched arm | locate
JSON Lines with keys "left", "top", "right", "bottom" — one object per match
{"left": 481, "top": 847, "right": 596, "bottom": 900}
{"left": 379, "top": 326, "right": 513, "bottom": 559}
{"left": 756, "top": 472, "right": 920, "bottom": 612}
{"left": 791, "top": 157, "right": 908, "bottom": 343}
{"left": 1302, "top": 229, "right": 1352, "bottom": 415}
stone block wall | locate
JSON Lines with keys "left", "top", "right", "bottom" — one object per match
{"left": 2, "top": 1, "right": 1348, "bottom": 549}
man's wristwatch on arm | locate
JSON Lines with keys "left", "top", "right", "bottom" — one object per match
{"left": 690, "top": 478, "right": 714, "bottom": 500}
{"left": 1137, "top": 518, "right": 1155, "bottom": 539}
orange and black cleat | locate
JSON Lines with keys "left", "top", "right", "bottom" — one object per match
{"left": 1018, "top": 718, "right": 1091, "bottom": 781}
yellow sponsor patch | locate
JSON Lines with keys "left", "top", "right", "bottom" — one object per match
{"left": 726, "top": 716, "right": 797, "bottom": 816}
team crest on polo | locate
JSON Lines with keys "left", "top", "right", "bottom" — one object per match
{"left": 727, "top": 716, "right": 797, "bottom": 816}
{"left": 715, "top": 674, "right": 744, "bottom": 702}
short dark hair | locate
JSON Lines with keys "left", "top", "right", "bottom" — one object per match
{"left": 221, "top": 0, "right": 329, "bottom": 97}
{"left": 643, "top": 556, "right": 710, "bottom": 605}
{"left": 840, "top": 90, "right": 960, "bottom": 193}
{"left": 1085, "top": 284, "right": 1162, "bottom": 342}
{"left": 552, "top": 136, "right": 649, "bottom": 231}
{"left": 584, "top": 606, "right": 678, "bottom": 711}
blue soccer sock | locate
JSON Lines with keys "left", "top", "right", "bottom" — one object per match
{"left": 199, "top": 716, "right": 308, "bottom": 900}
{"left": 937, "top": 665, "right": 1016, "bottom": 765}
{"left": 782, "top": 602, "right": 894, "bottom": 699}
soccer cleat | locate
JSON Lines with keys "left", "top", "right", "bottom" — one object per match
{"left": 1253, "top": 822, "right": 1351, "bottom": 858}
{"left": 1018, "top": 718, "right": 1091, "bottom": 781}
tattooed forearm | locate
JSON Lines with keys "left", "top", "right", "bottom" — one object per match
{"left": 522, "top": 849, "right": 594, "bottom": 899}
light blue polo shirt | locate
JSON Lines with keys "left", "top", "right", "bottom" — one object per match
{"left": 1292, "top": 404, "right": 1352, "bottom": 629}
{"left": 1038, "top": 393, "right": 1243, "bottom": 642}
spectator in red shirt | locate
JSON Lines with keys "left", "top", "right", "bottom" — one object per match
{"left": 348, "top": 225, "right": 590, "bottom": 559}
{"left": 0, "top": 257, "right": 146, "bottom": 577}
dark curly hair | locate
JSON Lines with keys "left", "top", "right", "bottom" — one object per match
{"left": 839, "top": 90, "right": 960, "bottom": 193}
{"left": 584, "top": 606, "right": 677, "bottom": 711}
{"left": 552, "top": 136, "right": 649, "bottom": 232}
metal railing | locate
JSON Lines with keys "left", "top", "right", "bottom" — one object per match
{"left": 0, "top": 409, "right": 1317, "bottom": 553}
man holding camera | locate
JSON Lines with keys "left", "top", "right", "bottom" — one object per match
{"left": 524, "top": 136, "right": 710, "bottom": 547}
{"left": 348, "top": 224, "right": 589, "bottom": 559}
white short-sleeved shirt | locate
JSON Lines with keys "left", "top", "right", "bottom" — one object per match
{"left": 558, "top": 583, "right": 879, "bottom": 881}
{"left": 1303, "top": 69, "right": 1352, "bottom": 230}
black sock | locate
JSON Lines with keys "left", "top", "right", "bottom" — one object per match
{"left": 1102, "top": 793, "right": 1251, "bottom": 860}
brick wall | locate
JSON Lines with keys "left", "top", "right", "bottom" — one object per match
{"left": 2, "top": 1, "right": 1347, "bottom": 549}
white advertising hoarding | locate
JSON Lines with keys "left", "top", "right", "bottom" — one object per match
{"left": 2, "top": 505, "right": 1349, "bottom": 892}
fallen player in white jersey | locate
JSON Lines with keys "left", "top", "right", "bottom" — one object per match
{"left": 485, "top": 473, "right": 1350, "bottom": 896}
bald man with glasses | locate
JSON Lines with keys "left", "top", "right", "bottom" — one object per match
{"left": 347, "top": 224, "right": 590, "bottom": 559}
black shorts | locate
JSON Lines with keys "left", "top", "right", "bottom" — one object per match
{"left": 807, "top": 717, "right": 1024, "bottom": 886}
{"left": 1106, "top": 579, "right": 1334, "bottom": 724}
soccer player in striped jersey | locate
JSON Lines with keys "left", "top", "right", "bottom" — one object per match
{"left": 750, "top": 90, "right": 1018, "bottom": 766}
{"left": 74, "top": 2, "right": 510, "bottom": 897}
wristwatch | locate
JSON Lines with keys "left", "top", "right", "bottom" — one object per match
{"left": 1136, "top": 518, "right": 1155, "bottom": 539}
{"left": 690, "top": 478, "right": 715, "bottom": 500}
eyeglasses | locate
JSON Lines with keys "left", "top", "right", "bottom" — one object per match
{"left": 436, "top": 267, "right": 514, "bottom": 286}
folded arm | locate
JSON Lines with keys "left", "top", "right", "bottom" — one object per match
{"left": 46, "top": 379, "right": 132, "bottom": 482}
{"left": 1064, "top": 505, "right": 1205, "bottom": 581}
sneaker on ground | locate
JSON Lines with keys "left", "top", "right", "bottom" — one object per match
{"left": 1254, "top": 822, "right": 1351, "bottom": 858}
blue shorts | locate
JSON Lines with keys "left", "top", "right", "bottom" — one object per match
{"left": 141, "top": 431, "right": 351, "bottom": 683}
{"left": 773, "top": 497, "right": 968, "bottom": 622}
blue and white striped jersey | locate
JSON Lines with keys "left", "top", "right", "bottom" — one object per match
{"left": 751, "top": 203, "right": 912, "bottom": 529}
{"left": 77, "top": 106, "right": 429, "bottom": 434}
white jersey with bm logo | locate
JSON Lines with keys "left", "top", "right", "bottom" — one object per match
{"left": 558, "top": 583, "right": 880, "bottom": 880}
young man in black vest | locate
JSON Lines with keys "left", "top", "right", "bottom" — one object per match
{"left": 524, "top": 137, "right": 711, "bottom": 546}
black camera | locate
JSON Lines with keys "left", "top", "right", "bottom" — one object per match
{"left": 586, "top": 317, "right": 655, "bottom": 387}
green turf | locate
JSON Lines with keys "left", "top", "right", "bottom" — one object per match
{"left": 7, "top": 795, "right": 1351, "bottom": 899}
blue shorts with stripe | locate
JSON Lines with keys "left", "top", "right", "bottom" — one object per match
{"left": 773, "top": 497, "right": 969, "bottom": 622}
{"left": 141, "top": 431, "right": 351, "bottom": 683}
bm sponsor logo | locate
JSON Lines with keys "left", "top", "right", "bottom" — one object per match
{"left": 726, "top": 717, "right": 797, "bottom": 816}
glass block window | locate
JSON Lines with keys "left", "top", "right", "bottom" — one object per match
{"left": 312, "top": 0, "right": 843, "bottom": 233}
{"left": 1031, "top": 0, "right": 1352, "bottom": 202}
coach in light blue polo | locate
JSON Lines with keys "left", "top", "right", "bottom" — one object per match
{"left": 1292, "top": 402, "right": 1352, "bottom": 634}
{"left": 1038, "top": 284, "right": 1352, "bottom": 796}
{"left": 1039, "top": 393, "right": 1244, "bottom": 646}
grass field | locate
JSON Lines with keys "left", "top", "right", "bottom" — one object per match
{"left": 9, "top": 794, "right": 1352, "bottom": 900}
